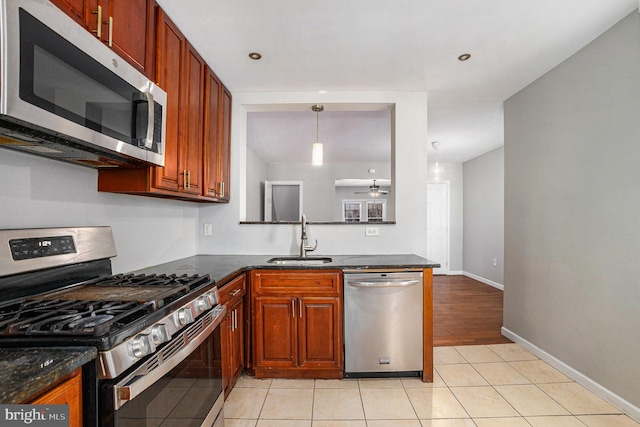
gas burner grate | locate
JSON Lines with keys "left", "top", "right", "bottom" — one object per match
{"left": 0, "top": 299, "right": 157, "bottom": 336}
{"left": 93, "top": 273, "right": 210, "bottom": 291}
{"left": 0, "top": 273, "right": 212, "bottom": 337}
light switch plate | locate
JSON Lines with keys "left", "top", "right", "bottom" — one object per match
{"left": 365, "top": 227, "right": 380, "bottom": 237}
{"left": 203, "top": 224, "right": 213, "bottom": 236}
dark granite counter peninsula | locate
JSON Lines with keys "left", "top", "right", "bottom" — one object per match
{"left": 0, "top": 347, "right": 96, "bottom": 403}
{"left": 134, "top": 254, "right": 439, "bottom": 285}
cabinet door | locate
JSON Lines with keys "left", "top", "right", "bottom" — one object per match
{"left": 254, "top": 296, "right": 296, "bottom": 368}
{"left": 107, "top": 0, "right": 154, "bottom": 76}
{"left": 222, "top": 297, "right": 245, "bottom": 398}
{"left": 50, "top": 0, "right": 92, "bottom": 29}
{"left": 297, "top": 297, "right": 342, "bottom": 369}
{"left": 32, "top": 370, "right": 82, "bottom": 427}
{"left": 179, "top": 43, "right": 205, "bottom": 195}
{"left": 230, "top": 299, "right": 244, "bottom": 382}
{"left": 203, "top": 68, "right": 221, "bottom": 199}
{"left": 203, "top": 68, "right": 231, "bottom": 201}
{"left": 217, "top": 88, "right": 232, "bottom": 201}
{"left": 153, "top": 9, "right": 184, "bottom": 192}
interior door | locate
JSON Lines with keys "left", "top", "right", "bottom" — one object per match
{"left": 427, "top": 182, "right": 450, "bottom": 275}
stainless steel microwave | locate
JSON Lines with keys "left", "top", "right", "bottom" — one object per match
{"left": 0, "top": 0, "right": 166, "bottom": 167}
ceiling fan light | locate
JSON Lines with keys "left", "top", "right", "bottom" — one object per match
{"left": 312, "top": 142, "right": 323, "bottom": 165}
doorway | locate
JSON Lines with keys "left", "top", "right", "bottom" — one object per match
{"left": 427, "top": 181, "right": 450, "bottom": 275}
{"left": 264, "top": 181, "right": 303, "bottom": 221}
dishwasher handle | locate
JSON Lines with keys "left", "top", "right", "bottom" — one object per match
{"left": 346, "top": 278, "right": 421, "bottom": 288}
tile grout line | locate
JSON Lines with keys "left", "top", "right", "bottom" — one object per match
{"left": 446, "top": 345, "right": 536, "bottom": 425}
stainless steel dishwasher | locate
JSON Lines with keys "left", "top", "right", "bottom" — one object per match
{"left": 344, "top": 270, "right": 423, "bottom": 377}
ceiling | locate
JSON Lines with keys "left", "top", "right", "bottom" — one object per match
{"left": 156, "top": 0, "right": 637, "bottom": 163}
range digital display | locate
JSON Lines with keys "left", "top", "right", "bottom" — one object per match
{"left": 9, "top": 235, "right": 76, "bottom": 260}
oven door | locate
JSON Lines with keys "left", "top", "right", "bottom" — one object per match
{"left": 107, "top": 307, "right": 226, "bottom": 427}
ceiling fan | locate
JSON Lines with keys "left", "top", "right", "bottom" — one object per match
{"left": 354, "top": 179, "right": 389, "bottom": 197}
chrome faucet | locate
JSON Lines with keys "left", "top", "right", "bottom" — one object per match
{"left": 299, "top": 213, "right": 317, "bottom": 257}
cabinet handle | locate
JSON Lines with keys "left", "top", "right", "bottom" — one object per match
{"left": 92, "top": 5, "right": 102, "bottom": 39}
{"left": 108, "top": 15, "right": 113, "bottom": 47}
{"left": 230, "top": 289, "right": 241, "bottom": 297}
{"left": 183, "top": 170, "right": 191, "bottom": 189}
{"left": 234, "top": 309, "right": 238, "bottom": 330}
{"left": 299, "top": 298, "right": 302, "bottom": 318}
{"left": 291, "top": 299, "right": 295, "bottom": 318}
{"left": 219, "top": 182, "right": 225, "bottom": 198}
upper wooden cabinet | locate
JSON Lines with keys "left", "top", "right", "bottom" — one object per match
{"left": 204, "top": 69, "right": 232, "bottom": 202}
{"left": 50, "top": 0, "right": 155, "bottom": 77}
{"left": 97, "top": 7, "right": 232, "bottom": 203}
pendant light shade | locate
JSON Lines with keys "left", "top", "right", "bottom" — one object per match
{"left": 311, "top": 141, "right": 323, "bottom": 165}
{"left": 311, "top": 104, "right": 324, "bottom": 166}
{"left": 428, "top": 141, "right": 446, "bottom": 182}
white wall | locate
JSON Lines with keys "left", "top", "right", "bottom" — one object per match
{"left": 245, "top": 146, "right": 268, "bottom": 220}
{"left": 198, "top": 91, "right": 429, "bottom": 257}
{"left": 504, "top": 11, "right": 640, "bottom": 417}
{"left": 463, "top": 147, "right": 504, "bottom": 287}
{"left": 0, "top": 150, "right": 199, "bottom": 273}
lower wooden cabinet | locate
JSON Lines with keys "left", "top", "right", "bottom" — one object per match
{"left": 31, "top": 368, "right": 82, "bottom": 427}
{"left": 251, "top": 270, "right": 343, "bottom": 379}
{"left": 219, "top": 274, "right": 246, "bottom": 397}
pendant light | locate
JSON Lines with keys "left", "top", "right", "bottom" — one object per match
{"left": 311, "top": 104, "right": 324, "bottom": 166}
{"left": 428, "top": 141, "right": 446, "bottom": 182}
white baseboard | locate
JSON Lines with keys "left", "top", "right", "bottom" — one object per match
{"left": 501, "top": 327, "right": 640, "bottom": 423}
{"left": 462, "top": 271, "right": 504, "bottom": 290}
{"left": 447, "top": 270, "right": 464, "bottom": 275}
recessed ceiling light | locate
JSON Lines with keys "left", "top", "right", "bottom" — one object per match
{"left": 248, "top": 52, "right": 262, "bottom": 60}
{"left": 458, "top": 53, "right": 471, "bottom": 61}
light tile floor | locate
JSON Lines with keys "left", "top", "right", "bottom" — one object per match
{"left": 224, "top": 343, "right": 640, "bottom": 427}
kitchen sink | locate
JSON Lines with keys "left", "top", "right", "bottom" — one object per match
{"left": 267, "top": 256, "right": 333, "bottom": 265}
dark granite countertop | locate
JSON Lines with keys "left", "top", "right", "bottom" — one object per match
{"left": 0, "top": 347, "right": 97, "bottom": 403}
{"left": 135, "top": 254, "right": 440, "bottom": 285}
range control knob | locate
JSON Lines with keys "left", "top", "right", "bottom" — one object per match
{"left": 177, "top": 307, "right": 194, "bottom": 326}
{"left": 151, "top": 324, "right": 170, "bottom": 345}
{"left": 205, "top": 291, "right": 218, "bottom": 306}
{"left": 196, "top": 296, "right": 212, "bottom": 313}
{"left": 131, "top": 334, "right": 156, "bottom": 358}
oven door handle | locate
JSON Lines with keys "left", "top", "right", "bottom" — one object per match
{"left": 113, "top": 305, "right": 226, "bottom": 410}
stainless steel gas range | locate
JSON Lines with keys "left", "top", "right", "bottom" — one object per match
{"left": 0, "top": 227, "right": 225, "bottom": 427}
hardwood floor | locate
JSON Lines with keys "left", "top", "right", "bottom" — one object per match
{"left": 433, "top": 274, "right": 512, "bottom": 346}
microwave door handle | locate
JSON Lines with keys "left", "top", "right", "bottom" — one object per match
{"left": 133, "top": 91, "right": 154, "bottom": 149}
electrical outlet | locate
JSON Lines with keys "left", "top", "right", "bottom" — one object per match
{"left": 492, "top": 258, "right": 498, "bottom": 267}
{"left": 203, "top": 224, "right": 213, "bottom": 236}
{"left": 365, "top": 227, "right": 380, "bottom": 237}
